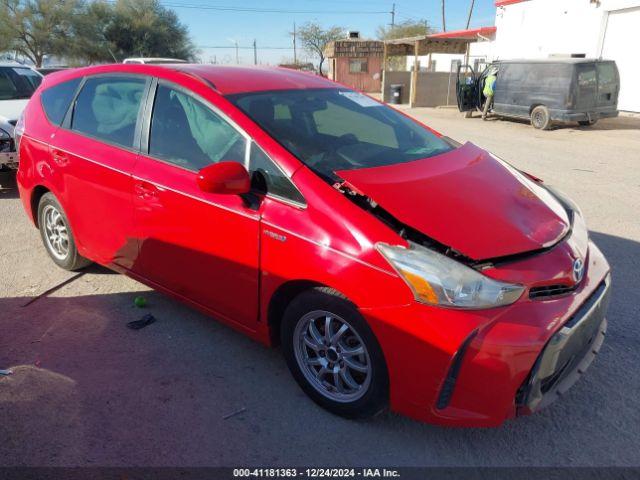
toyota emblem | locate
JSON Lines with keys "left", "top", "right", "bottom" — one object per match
{"left": 572, "top": 258, "right": 585, "bottom": 284}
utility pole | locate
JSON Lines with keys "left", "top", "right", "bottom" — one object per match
{"left": 293, "top": 21, "right": 297, "bottom": 64}
{"left": 253, "top": 39, "right": 257, "bottom": 65}
{"left": 390, "top": 3, "right": 395, "bottom": 30}
{"left": 235, "top": 40, "right": 239, "bottom": 64}
{"left": 465, "top": 0, "right": 476, "bottom": 29}
{"left": 441, "top": 0, "right": 446, "bottom": 32}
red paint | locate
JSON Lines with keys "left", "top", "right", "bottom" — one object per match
{"left": 338, "top": 142, "right": 570, "bottom": 260}
{"left": 197, "top": 162, "right": 251, "bottom": 194}
{"left": 17, "top": 64, "right": 611, "bottom": 427}
{"left": 429, "top": 26, "right": 497, "bottom": 39}
{"left": 495, "top": 0, "right": 529, "bottom": 7}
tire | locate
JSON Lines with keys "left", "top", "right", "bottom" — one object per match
{"left": 530, "top": 105, "right": 552, "bottom": 130}
{"left": 37, "top": 192, "right": 91, "bottom": 271}
{"left": 578, "top": 119, "right": 598, "bottom": 126}
{"left": 281, "top": 287, "right": 389, "bottom": 419}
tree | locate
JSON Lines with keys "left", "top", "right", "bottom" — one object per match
{"left": 295, "top": 22, "right": 344, "bottom": 76}
{"left": 0, "top": 0, "right": 83, "bottom": 67}
{"left": 376, "top": 19, "right": 433, "bottom": 40}
{"left": 0, "top": 0, "right": 197, "bottom": 66}
{"left": 103, "top": 0, "right": 197, "bottom": 61}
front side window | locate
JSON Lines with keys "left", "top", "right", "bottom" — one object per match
{"left": 149, "top": 85, "right": 246, "bottom": 171}
{"left": 229, "top": 88, "right": 452, "bottom": 181}
{"left": 41, "top": 78, "right": 81, "bottom": 126}
{"left": 71, "top": 76, "right": 146, "bottom": 148}
{"left": 0, "top": 67, "right": 42, "bottom": 100}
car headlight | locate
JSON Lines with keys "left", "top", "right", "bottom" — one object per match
{"left": 0, "top": 128, "right": 10, "bottom": 140}
{"left": 377, "top": 242, "right": 524, "bottom": 309}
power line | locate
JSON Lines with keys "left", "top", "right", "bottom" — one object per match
{"left": 144, "top": 2, "right": 388, "bottom": 14}
{"left": 198, "top": 45, "right": 294, "bottom": 50}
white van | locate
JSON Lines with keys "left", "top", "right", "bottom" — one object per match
{"left": 0, "top": 63, "right": 43, "bottom": 170}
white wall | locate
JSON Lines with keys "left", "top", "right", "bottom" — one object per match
{"left": 494, "top": 0, "right": 640, "bottom": 111}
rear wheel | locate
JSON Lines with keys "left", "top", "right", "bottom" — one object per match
{"left": 531, "top": 105, "right": 552, "bottom": 130}
{"left": 578, "top": 119, "right": 598, "bottom": 126}
{"left": 281, "top": 287, "right": 388, "bottom": 419}
{"left": 38, "top": 192, "right": 91, "bottom": 271}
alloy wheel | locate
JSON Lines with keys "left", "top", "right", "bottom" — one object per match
{"left": 293, "top": 310, "right": 372, "bottom": 403}
{"left": 42, "top": 204, "right": 70, "bottom": 260}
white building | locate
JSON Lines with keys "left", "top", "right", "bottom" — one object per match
{"left": 409, "top": 0, "right": 640, "bottom": 112}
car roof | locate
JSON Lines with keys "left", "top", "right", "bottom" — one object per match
{"left": 170, "top": 64, "right": 336, "bottom": 95}
{"left": 40, "top": 64, "right": 338, "bottom": 96}
{"left": 0, "top": 63, "right": 37, "bottom": 69}
{"left": 123, "top": 57, "right": 187, "bottom": 64}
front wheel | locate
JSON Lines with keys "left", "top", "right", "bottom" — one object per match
{"left": 531, "top": 105, "right": 552, "bottom": 130}
{"left": 38, "top": 192, "right": 92, "bottom": 271}
{"left": 281, "top": 287, "right": 388, "bottom": 419}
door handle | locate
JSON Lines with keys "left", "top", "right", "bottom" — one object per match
{"left": 51, "top": 149, "right": 69, "bottom": 166}
{"left": 134, "top": 181, "right": 159, "bottom": 199}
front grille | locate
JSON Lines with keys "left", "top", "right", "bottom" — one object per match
{"left": 529, "top": 284, "right": 576, "bottom": 299}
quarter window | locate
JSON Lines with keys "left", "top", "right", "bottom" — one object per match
{"left": 249, "top": 143, "right": 304, "bottom": 204}
{"left": 41, "top": 78, "right": 81, "bottom": 126}
{"left": 148, "top": 85, "right": 246, "bottom": 171}
{"left": 71, "top": 76, "right": 146, "bottom": 148}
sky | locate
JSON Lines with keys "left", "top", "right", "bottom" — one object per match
{"left": 164, "top": 0, "right": 497, "bottom": 65}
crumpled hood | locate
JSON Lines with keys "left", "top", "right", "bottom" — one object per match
{"left": 336, "top": 142, "right": 570, "bottom": 260}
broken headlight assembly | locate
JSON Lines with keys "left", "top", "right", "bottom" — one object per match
{"left": 377, "top": 241, "right": 524, "bottom": 309}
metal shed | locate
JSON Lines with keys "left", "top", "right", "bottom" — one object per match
{"left": 382, "top": 35, "right": 473, "bottom": 107}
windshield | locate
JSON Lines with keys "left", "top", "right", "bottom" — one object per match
{"left": 0, "top": 67, "right": 42, "bottom": 100}
{"left": 228, "top": 88, "right": 452, "bottom": 180}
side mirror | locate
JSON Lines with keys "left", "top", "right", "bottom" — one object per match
{"left": 197, "top": 161, "right": 251, "bottom": 195}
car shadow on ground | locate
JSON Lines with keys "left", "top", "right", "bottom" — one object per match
{"left": 1, "top": 230, "right": 639, "bottom": 466}
{"left": 476, "top": 114, "right": 640, "bottom": 131}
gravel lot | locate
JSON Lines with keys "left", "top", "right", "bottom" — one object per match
{"left": 1, "top": 109, "right": 639, "bottom": 467}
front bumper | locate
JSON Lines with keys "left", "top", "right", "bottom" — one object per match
{"left": 361, "top": 241, "right": 611, "bottom": 427}
{"left": 516, "top": 275, "right": 610, "bottom": 414}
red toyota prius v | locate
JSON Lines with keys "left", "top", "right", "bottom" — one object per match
{"left": 16, "top": 64, "right": 611, "bottom": 427}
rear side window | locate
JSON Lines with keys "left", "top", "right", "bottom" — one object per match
{"left": 148, "top": 85, "right": 246, "bottom": 171}
{"left": 41, "top": 78, "right": 81, "bottom": 126}
{"left": 71, "top": 76, "right": 146, "bottom": 148}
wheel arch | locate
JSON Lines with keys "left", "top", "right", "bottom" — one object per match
{"left": 267, "top": 280, "right": 340, "bottom": 346}
{"left": 30, "top": 185, "right": 50, "bottom": 227}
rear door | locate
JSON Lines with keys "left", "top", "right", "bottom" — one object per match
{"left": 596, "top": 62, "right": 619, "bottom": 109}
{"left": 456, "top": 64, "right": 478, "bottom": 112}
{"left": 575, "top": 64, "right": 597, "bottom": 111}
{"left": 50, "top": 74, "right": 149, "bottom": 267}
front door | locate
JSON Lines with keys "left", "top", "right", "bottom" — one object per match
{"left": 132, "top": 81, "right": 261, "bottom": 329}
{"left": 456, "top": 64, "right": 479, "bottom": 112}
{"left": 51, "top": 74, "right": 149, "bottom": 268}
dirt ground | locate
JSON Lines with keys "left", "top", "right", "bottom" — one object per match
{"left": 1, "top": 109, "right": 639, "bottom": 467}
